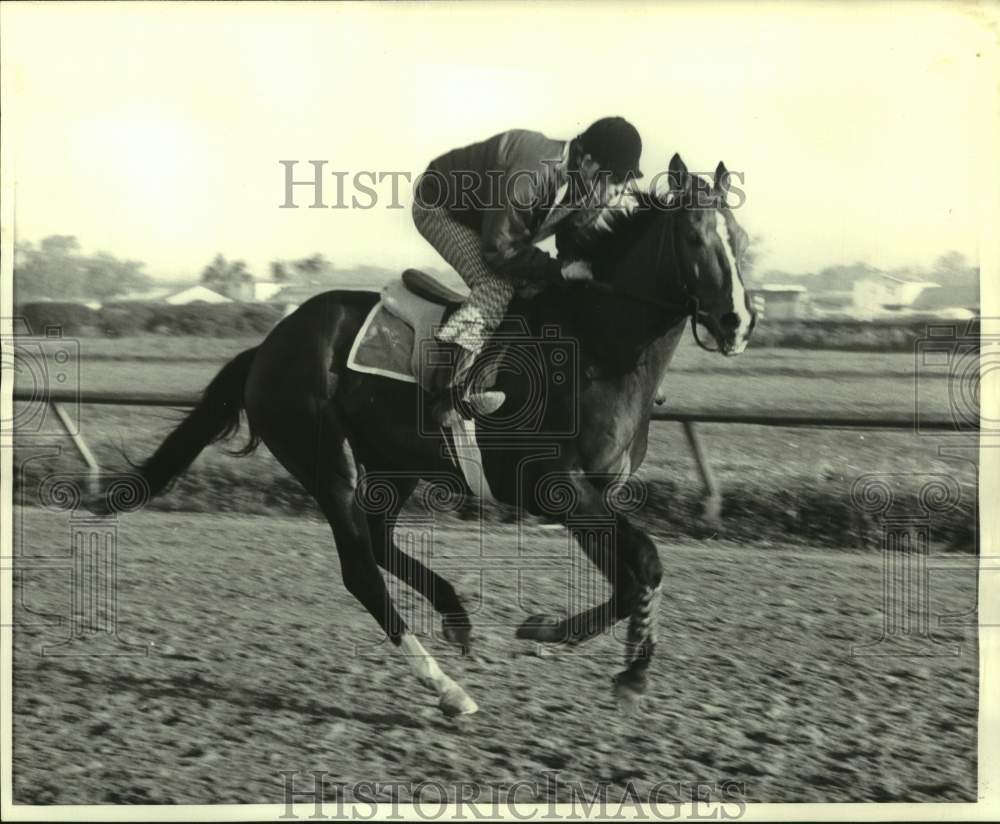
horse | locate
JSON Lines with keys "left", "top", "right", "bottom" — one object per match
{"left": 126, "top": 153, "right": 756, "bottom": 717}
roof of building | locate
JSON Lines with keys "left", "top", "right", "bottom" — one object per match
{"left": 117, "top": 287, "right": 172, "bottom": 302}
{"left": 164, "top": 285, "right": 233, "bottom": 305}
{"left": 759, "top": 284, "right": 807, "bottom": 293}
{"left": 856, "top": 275, "right": 941, "bottom": 288}
{"left": 269, "top": 283, "right": 377, "bottom": 304}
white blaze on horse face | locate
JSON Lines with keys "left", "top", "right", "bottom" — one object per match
{"left": 714, "top": 209, "right": 752, "bottom": 354}
{"left": 398, "top": 633, "right": 478, "bottom": 716}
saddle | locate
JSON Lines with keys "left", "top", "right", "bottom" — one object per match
{"left": 346, "top": 269, "right": 468, "bottom": 390}
{"left": 399, "top": 268, "right": 466, "bottom": 306}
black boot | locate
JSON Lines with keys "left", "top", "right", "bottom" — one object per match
{"left": 428, "top": 343, "right": 505, "bottom": 426}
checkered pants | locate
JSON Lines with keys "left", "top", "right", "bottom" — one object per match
{"left": 412, "top": 202, "right": 514, "bottom": 355}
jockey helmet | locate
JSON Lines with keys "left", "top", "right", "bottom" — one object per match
{"left": 579, "top": 117, "right": 643, "bottom": 182}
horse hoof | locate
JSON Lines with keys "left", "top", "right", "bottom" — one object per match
{"left": 441, "top": 617, "right": 472, "bottom": 653}
{"left": 439, "top": 687, "right": 478, "bottom": 717}
{"left": 612, "top": 668, "right": 647, "bottom": 702}
{"left": 82, "top": 491, "right": 111, "bottom": 518}
{"left": 515, "top": 614, "right": 566, "bottom": 644}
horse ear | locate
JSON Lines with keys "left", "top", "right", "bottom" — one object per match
{"left": 668, "top": 153, "right": 688, "bottom": 191}
{"left": 714, "top": 161, "right": 730, "bottom": 197}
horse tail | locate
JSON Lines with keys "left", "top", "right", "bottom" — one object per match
{"left": 139, "top": 346, "right": 260, "bottom": 497}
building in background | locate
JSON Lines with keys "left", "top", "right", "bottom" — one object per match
{"left": 851, "top": 275, "right": 940, "bottom": 320}
{"left": 756, "top": 284, "right": 810, "bottom": 320}
{"left": 251, "top": 280, "right": 285, "bottom": 302}
{"left": 267, "top": 281, "right": 383, "bottom": 317}
{"left": 163, "top": 285, "right": 232, "bottom": 305}
{"left": 113, "top": 286, "right": 172, "bottom": 303}
{"left": 808, "top": 291, "right": 855, "bottom": 319}
{"left": 908, "top": 284, "right": 978, "bottom": 318}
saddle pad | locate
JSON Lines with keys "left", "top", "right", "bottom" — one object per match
{"left": 347, "top": 278, "right": 456, "bottom": 389}
{"left": 346, "top": 302, "right": 495, "bottom": 501}
{"left": 346, "top": 303, "right": 417, "bottom": 384}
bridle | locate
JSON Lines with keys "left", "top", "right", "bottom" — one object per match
{"left": 586, "top": 205, "right": 722, "bottom": 353}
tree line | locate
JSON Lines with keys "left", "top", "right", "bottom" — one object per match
{"left": 13, "top": 237, "right": 359, "bottom": 302}
{"left": 14, "top": 234, "right": 980, "bottom": 304}
{"left": 14, "top": 236, "right": 151, "bottom": 302}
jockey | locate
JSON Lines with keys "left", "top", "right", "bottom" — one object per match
{"left": 412, "top": 116, "right": 644, "bottom": 425}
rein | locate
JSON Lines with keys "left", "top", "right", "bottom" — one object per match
{"left": 584, "top": 213, "right": 720, "bottom": 353}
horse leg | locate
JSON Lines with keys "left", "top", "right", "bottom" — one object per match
{"left": 319, "top": 483, "right": 477, "bottom": 716}
{"left": 362, "top": 475, "right": 474, "bottom": 652}
{"left": 251, "top": 400, "right": 477, "bottom": 717}
{"left": 516, "top": 514, "right": 633, "bottom": 645}
{"left": 516, "top": 472, "right": 640, "bottom": 645}
{"left": 515, "top": 474, "right": 663, "bottom": 697}
{"left": 522, "top": 515, "right": 662, "bottom": 697}
{"left": 611, "top": 518, "right": 663, "bottom": 699}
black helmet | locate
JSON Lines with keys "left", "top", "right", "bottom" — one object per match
{"left": 579, "top": 116, "right": 643, "bottom": 180}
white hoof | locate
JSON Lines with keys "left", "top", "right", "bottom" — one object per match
{"left": 439, "top": 686, "right": 478, "bottom": 717}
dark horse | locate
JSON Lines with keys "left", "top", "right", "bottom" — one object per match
{"left": 129, "top": 154, "right": 755, "bottom": 716}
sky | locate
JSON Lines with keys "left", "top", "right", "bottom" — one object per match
{"left": 1, "top": 1, "right": 995, "bottom": 283}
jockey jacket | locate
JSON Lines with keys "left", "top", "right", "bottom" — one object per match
{"left": 418, "top": 129, "right": 623, "bottom": 284}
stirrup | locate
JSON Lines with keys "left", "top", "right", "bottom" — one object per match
{"left": 464, "top": 389, "right": 506, "bottom": 417}
{"left": 434, "top": 388, "right": 506, "bottom": 427}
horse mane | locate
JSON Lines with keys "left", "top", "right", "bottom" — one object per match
{"left": 569, "top": 171, "right": 728, "bottom": 271}
{"left": 566, "top": 187, "right": 674, "bottom": 269}
{"left": 523, "top": 181, "right": 706, "bottom": 375}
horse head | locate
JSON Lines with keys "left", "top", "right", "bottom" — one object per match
{"left": 663, "top": 153, "right": 757, "bottom": 356}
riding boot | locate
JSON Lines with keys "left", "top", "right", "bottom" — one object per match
{"left": 427, "top": 340, "right": 463, "bottom": 396}
{"left": 429, "top": 342, "right": 505, "bottom": 426}
{"left": 457, "top": 345, "right": 506, "bottom": 420}
{"left": 468, "top": 344, "right": 505, "bottom": 394}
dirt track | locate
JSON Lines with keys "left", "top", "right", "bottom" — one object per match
{"left": 12, "top": 508, "right": 977, "bottom": 805}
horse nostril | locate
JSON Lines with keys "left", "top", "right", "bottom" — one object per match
{"left": 720, "top": 312, "right": 739, "bottom": 330}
